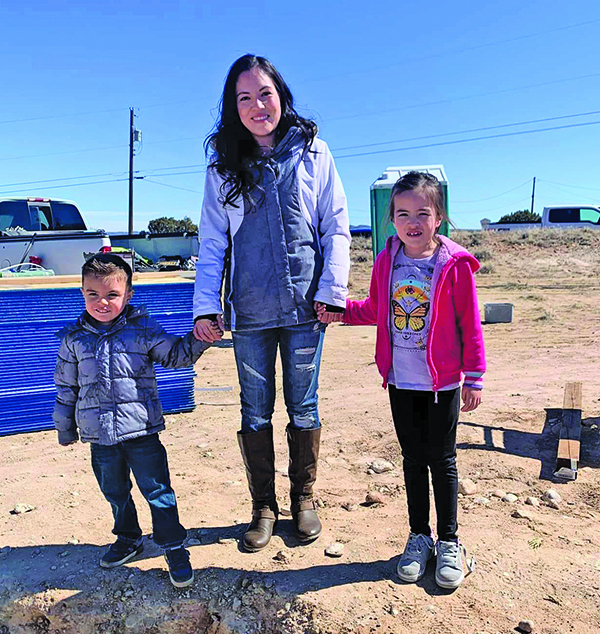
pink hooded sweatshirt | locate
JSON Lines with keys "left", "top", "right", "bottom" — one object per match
{"left": 344, "top": 234, "right": 486, "bottom": 391}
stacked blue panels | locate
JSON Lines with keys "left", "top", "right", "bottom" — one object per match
{"left": 0, "top": 283, "right": 197, "bottom": 437}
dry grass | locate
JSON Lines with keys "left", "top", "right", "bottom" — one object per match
{"left": 349, "top": 228, "right": 600, "bottom": 297}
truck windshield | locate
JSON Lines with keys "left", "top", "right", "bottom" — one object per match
{"left": 0, "top": 200, "right": 86, "bottom": 231}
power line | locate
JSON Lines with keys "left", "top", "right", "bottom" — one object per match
{"left": 0, "top": 172, "right": 128, "bottom": 189}
{"left": 0, "top": 144, "right": 128, "bottom": 162}
{"left": 0, "top": 99, "right": 201, "bottom": 127}
{"left": 0, "top": 168, "right": 205, "bottom": 193}
{"left": 538, "top": 182, "right": 600, "bottom": 204}
{"left": 326, "top": 72, "right": 600, "bottom": 123}
{"left": 456, "top": 196, "right": 533, "bottom": 215}
{"left": 0, "top": 178, "right": 129, "bottom": 196}
{"left": 140, "top": 178, "right": 202, "bottom": 194}
{"left": 538, "top": 179, "right": 600, "bottom": 192}
{"left": 302, "top": 17, "right": 600, "bottom": 86}
{"left": 333, "top": 119, "right": 600, "bottom": 160}
{"left": 331, "top": 110, "right": 600, "bottom": 152}
{"left": 452, "top": 179, "right": 533, "bottom": 204}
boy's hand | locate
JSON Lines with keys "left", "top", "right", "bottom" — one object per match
{"left": 461, "top": 386, "right": 482, "bottom": 412}
{"left": 314, "top": 302, "right": 344, "bottom": 324}
{"left": 194, "top": 315, "right": 224, "bottom": 343}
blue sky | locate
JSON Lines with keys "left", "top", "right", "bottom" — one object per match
{"left": 1, "top": 0, "right": 599, "bottom": 232}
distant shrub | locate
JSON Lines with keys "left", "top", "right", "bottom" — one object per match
{"left": 473, "top": 249, "right": 492, "bottom": 262}
{"left": 536, "top": 309, "right": 555, "bottom": 321}
{"left": 478, "top": 265, "right": 494, "bottom": 275}
{"left": 498, "top": 210, "right": 541, "bottom": 223}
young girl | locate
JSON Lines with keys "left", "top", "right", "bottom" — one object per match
{"left": 193, "top": 54, "right": 350, "bottom": 552}
{"left": 317, "top": 171, "right": 485, "bottom": 588}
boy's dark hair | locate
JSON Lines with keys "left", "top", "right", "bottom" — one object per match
{"left": 388, "top": 171, "right": 448, "bottom": 228}
{"left": 205, "top": 53, "right": 318, "bottom": 209}
{"left": 82, "top": 253, "right": 133, "bottom": 290}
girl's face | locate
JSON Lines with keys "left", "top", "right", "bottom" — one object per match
{"left": 236, "top": 67, "right": 282, "bottom": 147}
{"left": 392, "top": 190, "right": 442, "bottom": 258}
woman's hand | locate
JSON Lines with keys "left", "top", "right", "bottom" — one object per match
{"left": 314, "top": 302, "right": 344, "bottom": 324}
{"left": 194, "top": 315, "right": 224, "bottom": 343}
{"left": 461, "top": 386, "right": 482, "bottom": 412}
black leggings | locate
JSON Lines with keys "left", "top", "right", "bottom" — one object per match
{"left": 388, "top": 385, "right": 460, "bottom": 542}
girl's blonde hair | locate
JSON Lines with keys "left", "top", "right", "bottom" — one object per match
{"left": 388, "top": 171, "right": 448, "bottom": 229}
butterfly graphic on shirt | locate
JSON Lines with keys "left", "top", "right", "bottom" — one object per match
{"left": 392, "top": 299, "right": 430, "bottom": 332}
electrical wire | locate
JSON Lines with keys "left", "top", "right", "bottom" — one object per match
{"left": 537, "top": 182, "right": 600, "bottom": 205}
{"left": 333, "top": 119, "right": 600, "bottom": 160}
{"left": 331, "top": 110, "right": 600, "bottom": 152}
{"left": 326, "top": 72, "right": 600, "bottom": 123}
{"left": 302, "top": 17, "right": 600, "bottom": 85}
{"left": 139, "top": 178, "right": 202, "bottom": 194}
{"left": 0, "top": 172, "right": 128, "bottom": 189}
{"left": 455, "top": 196, "right": 533, "bottom": 215}
{"left": 0, "top": 178, "right": 129, "bottom": 196}
{"left": 452, "top": 179, "right": 533, "bottom": 204}
{"left": 0, "top": 144, "right": 128, "bottom": 162}
{"left": 537, "top": 179, "right": 600, "bottom": 192}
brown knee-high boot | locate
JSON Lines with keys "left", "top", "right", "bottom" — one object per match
{"left": 237, "top": 428, "right": 279, "bottom": 552}
{"left": 287, "top": 425, "right": 322, "bottom": 542}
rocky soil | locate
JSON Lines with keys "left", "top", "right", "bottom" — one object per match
{"left": 1, "top": 229, "right": 600, "bottom": 633}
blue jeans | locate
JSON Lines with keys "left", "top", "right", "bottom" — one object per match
{"left": 90, "top": 434, "right": 186, "bottom": 549}
{"left": 232, "top": 321, "right": 326, "bottom": 433}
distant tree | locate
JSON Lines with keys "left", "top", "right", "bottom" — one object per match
{"left": 147, "top": 216, "right": 198, "bottom": 234}
{"left": 498, "top": 209, "right": 541, "bottom": 223}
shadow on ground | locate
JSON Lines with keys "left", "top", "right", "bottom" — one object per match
{"left": 458, "top": 410, "right": 600, "bottom": 480}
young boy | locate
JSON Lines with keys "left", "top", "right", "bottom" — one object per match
{"left": 53, "top": 253, "right": 214, "bottom": 588}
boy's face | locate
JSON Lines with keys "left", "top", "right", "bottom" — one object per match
{"left": 81, "top": 274, "right": 132, "bottom": 323}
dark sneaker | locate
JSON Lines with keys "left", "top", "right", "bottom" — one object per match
{"left": 164, "top": 547, "right": 194, "bottom": 588}
{"left": 100, "top": 540, "right": 143, "bottom": 568}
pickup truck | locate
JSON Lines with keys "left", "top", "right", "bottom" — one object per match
{"left": 0, "top": 197, "right": 111, "bottom": 275}
{"left": 481, "top": 206, "right": 600, "bottom": 231}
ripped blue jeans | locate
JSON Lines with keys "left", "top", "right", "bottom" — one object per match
{"left": 232, "top": 321, "right": 326, "bottom": 433}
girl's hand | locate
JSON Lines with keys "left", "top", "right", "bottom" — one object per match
{"left": 314, "top": 302, "right": 344, "bottom": 324}
{"left": 194, "top": 316, "right": 224, "bottom": 343}
{"left": 461, "top": 386, "right": 482, "bottom": 412}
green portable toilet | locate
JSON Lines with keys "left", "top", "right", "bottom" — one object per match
{"left": 370, "top": 165, "right": 449, "bottom": 259}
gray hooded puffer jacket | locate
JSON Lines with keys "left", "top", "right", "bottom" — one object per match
{"left": 53, "top": 304, "right": 210, "bottom": 446}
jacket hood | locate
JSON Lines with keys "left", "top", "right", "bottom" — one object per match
{"left": 384, "top": 233, "right": 480, "bottom": 272}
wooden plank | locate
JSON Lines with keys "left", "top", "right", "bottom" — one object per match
{"left": 563, "top": 381, "right": 583, "bottom": 410}
{"left": 554, "top": 382, "right": 583, "bottom": 481}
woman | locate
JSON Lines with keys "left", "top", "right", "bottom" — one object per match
{"left": 193, "top": 54, "right": 350, "bottom": 552}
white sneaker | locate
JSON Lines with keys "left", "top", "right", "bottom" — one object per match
{"left": 435, "top": 540, "right": 474, "bottom": 589}
{"left": 396, "top": 533, "right": 435, "bottom": 583}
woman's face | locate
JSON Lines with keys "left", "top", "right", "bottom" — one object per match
{"left": 235, "top": 67, "right": 282, "bottom": 147}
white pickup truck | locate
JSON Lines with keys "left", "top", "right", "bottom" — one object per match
{"left": 481, "top": 205, "right": 600, "bottom": 231}
{"left": 0, "top": 197, "right": 111, "bottom": 275}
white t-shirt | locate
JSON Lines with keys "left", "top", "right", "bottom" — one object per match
{"left": 387, "top": 247, "right": 437, "bottom": 390}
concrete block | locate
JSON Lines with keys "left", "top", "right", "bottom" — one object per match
{"left": 484, "top": 303, "right": 513, "bottom": 323}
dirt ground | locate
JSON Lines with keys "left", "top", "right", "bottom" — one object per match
{"left": 1, "top": 229, "right": 600, "bottom": 634}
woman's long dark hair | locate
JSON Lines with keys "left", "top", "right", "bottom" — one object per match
{"left": 205, "top": 54, "right": 317, "bottom": 208}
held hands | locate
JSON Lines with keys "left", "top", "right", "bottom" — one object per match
{"left": 194, "top": 315, "right": 225, "bottom": 343}
{"left": 461, "top": 386, "right": 482, "bottom": 412}
{"left": 314, "top": 302, "right": 344, "bottom": 324}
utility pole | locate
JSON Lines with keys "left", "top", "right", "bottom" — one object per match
{"left": 531, "top": 177, "right": 536, "bottom": 215}
{"left": 128, "top": 108, "right": 135, "bottom": 235}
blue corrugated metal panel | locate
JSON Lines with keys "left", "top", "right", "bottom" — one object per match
{"left": 0, "top": 283, "right": 198, "bottom": 437}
